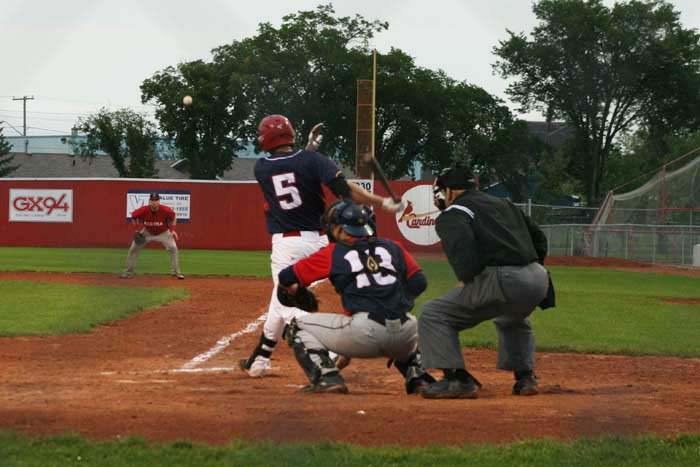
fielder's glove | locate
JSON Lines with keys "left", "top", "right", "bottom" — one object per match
{"left": 277, "top": 285, "right": 319, "bottom": 312}
{"left": 133, "top": 231, "right": 147, "bottom": 246}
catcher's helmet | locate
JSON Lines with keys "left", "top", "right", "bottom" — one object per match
{"left": 324, "top": 199, "right": 374, "bottom": 238}
{"left": 257, "top": 114, "right": 295, "bottom": 152}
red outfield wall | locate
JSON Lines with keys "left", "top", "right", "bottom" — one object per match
{"left": 0, "top": 179, "right": 442, "bottom": 252}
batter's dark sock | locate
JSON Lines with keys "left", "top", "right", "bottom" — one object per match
{"left": 244, "top": 334, "right": 276, "bottom": 365}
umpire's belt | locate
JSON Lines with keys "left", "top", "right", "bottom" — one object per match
{"left": 367, "top": 313, "right": 409, "bottom": 326}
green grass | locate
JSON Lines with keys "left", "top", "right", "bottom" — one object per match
{"left": 0, "top": 432, "right": 699, "bottom": 467}
{"left": 1, "top": 247, "right": 699, "bottom": 356}
{"left": 0, "top": 247, "right": 270, "bottom": 277}
{"left": 417, "top": 261, "right": 700, "bottom": 357}
{"left": 0, "top": 280, "right": 188, "bottom": 336}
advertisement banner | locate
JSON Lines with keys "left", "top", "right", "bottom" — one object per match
{"left": 126, "top": 190, "right": 191, "bottom": 222}
{"left": 9, "top": 189, "right": 73, "bottom": 223}
{"left": 395, "top": 184, "right": 441, "bottom": 246}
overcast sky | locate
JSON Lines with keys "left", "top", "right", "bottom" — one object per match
{"left": 2, "top": 0, "right": 700, "bottom": 136}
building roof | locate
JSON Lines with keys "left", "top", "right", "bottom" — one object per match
{"left": 4, "top": 152, "right": 356, "bottom": 181}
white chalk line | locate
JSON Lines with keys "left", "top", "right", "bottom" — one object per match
{"left": 177, "top": 282, "right": 325, "bottom": 372}
{"left": 179, "top": 311, "right": 267, "bottom": 371}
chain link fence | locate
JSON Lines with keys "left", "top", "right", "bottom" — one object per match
{"left": 540, "top": 223, "right": 700, "bottom": 265}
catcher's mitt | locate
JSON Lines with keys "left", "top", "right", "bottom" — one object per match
{"left": 277, "top": 285, "right": 318, "bottom": 312}
{"left": 133, "top": 231, "right": 147, "bottom": 246}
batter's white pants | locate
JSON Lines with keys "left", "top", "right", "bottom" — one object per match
{"left": 262, "top": 231, "right": 328, "bottom": 342}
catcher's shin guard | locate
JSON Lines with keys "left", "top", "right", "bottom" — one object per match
{"left": 286, "top": 319, "right": 339, "bottom": 385}
{"left": 240, "top": 333, "right": 277, "bottom": 370}
{"left": 394, "top": 352, "right": 436, "bottom": 394}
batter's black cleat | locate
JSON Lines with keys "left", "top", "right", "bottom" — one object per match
{"left": 300, "top": 373, "right": 348, "bottom": 394}
{"left": 512, "top": 373, "right": 539, "bottom": 396}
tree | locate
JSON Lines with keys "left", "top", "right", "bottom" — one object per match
{"left": 0, "top": 128, "right": 17, "bottom": 177}
{"left": 141, "top": 59, "right": 247, "bottom": 179}
{"left": 493, "top": 0, "right": 700, "bottom": 204}
{"left": 73, "top": 108, "right": 158, "bottom": 178}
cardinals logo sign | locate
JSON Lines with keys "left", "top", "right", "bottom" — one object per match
{"left": 395, "top": 185, "right": 440, "bottom": 246}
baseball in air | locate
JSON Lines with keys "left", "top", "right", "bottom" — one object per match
{"left": 183, "top": 95, "right": 193, "bottom": 106}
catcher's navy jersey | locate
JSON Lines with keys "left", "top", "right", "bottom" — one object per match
{"left": 255, "top": 149, "right": 340, "bottom": 233}
{"left": 288, "top": 238, "right": 425, "bottom": 318}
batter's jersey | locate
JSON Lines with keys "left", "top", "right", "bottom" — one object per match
{"left": 290, "top": 238, "right": 424, "bottom": 319}
{"left": 131, "top": 205, "right": 175, "bottom": 235}
{"left": 254, "top": 149, "right": 340, "bottom": 233}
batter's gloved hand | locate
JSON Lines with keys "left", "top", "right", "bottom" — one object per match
{"left": 305, "top": 123, "right": 323, "bottom": 151}
{"left": 277, "top": 284, "right": 319, "bottom": 312}
{"left": 381, "top": 197, "right": 405, "bottom": 213}
{"left": 133, "top": 231, "right": 147, "bottom": 246}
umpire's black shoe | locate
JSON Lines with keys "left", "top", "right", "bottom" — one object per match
{"left": 512, "top": 373, "right": 539, "bottom": 396}
{"left": 421, "top": 376, "right": 480, "bottom": 399}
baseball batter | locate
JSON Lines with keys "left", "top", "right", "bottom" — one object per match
{"left": 279, "top": 199, "right": 434, "bottom": 393}
{"left": 120, "top": 192, "right": 184, "bottom": 280}
{"left": 239, "top": 114, "right": 404, "bottom": 377}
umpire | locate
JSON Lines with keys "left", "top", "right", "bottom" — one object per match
{"left": 419, "top": 162, "right": 552, "bottom": 399}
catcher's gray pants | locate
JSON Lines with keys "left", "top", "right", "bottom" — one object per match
{"left": 419, "top": 262, "right": 548, "bottom": 373}
{"left": 295, "top": 312, "right": 418, "bottom": 373}
{"left": 124, "top": 230, "right": 181, "bottom": 274}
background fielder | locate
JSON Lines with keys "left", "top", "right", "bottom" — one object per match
{"left": 121, "top": 192, "right": 184, "bottom": 280}
{"left": 239, "top": 114, "right": 404, "bottom": 377}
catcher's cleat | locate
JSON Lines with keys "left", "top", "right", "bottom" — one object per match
{"left": 239, "top": 356, "right": 270, "bottom": 378}
{"left": 334, "top": 355, "right": 352, "bottom": 370}
{"left": 512, "top": 373, "right": 539, "bottom": 396}
{"left": 300, "top": 373, "right": 348, "bottom": 394}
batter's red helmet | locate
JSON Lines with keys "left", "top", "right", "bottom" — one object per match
{"left": 257, "top": 114, "right": 295, "bottom": 152}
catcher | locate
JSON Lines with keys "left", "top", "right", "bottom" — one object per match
{"left": 277, "top": 199, "right": 434, "bottom": 394}
{"left": 120, "top": 192, "right": 184, "bottom": 279}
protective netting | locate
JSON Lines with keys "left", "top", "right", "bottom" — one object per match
{"left": 595, "top": 155, "right": 700, "bottom": 226}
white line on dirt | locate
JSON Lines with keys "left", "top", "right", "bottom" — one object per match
{"left": 179, "top": 312, "right": 267, "bottom": 371}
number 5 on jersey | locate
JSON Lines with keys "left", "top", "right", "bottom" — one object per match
{"left": 272, "top": 173, "right": 302, "bottom": 210}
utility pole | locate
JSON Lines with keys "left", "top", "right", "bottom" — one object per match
{"left": 12, "top": 95, "right": 34, "bottom": 136}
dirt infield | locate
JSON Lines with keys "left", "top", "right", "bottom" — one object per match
{"left": 1, "top": 258, "right": 699, "bottom": 446}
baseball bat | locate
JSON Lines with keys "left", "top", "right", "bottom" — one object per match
{"left": 363, "top": 153, "right": 400, "bottom": 203}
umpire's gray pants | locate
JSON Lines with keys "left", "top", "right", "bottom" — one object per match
{"left": 419, "top": 262, "right": 548, "bottom": 373}
{"left": 295, "top": 312, "right": 418, "bottom": 373}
